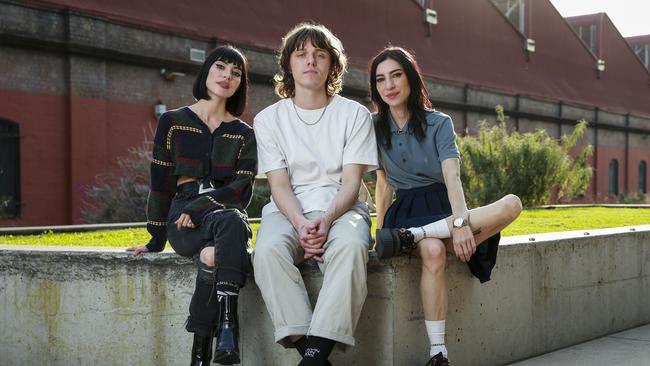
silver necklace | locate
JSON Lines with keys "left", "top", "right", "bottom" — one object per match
{"left": 392, "top": 111, "right": 410, "bottom": 134}
{"left": 292, "top": 98, "right": 329, "bottom": 126}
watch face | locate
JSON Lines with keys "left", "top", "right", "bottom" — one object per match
{"left": 453, "top": 218, "right": 463, "bottom": 228}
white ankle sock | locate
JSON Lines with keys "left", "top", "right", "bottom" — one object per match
{"left": 425, "top": 320, "right": 447, "bottom": 357}
{"left": 409, "top": 219, "right": 450, "bottom": 243}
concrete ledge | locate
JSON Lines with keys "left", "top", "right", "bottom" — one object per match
{"left": 1, "top": 225, "right": 649, "bottom": 365}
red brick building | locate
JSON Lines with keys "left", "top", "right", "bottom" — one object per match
{"left": 1, "top": 0, "right": 648, "bottom": 226}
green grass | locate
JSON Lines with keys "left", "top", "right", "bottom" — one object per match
{"left": 501, "top": 207, "right": 649, "bottom": 236}
{"left": 1, "top": 207, "right": 648, "bottom": 248}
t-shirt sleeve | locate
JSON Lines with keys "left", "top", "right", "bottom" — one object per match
{"left": 254, "top": 114, "right": 287, "bottom": 174}
{"left": 342, "top": 106, "right": 379, "bottom": 171}
{"left": 436, "top": 117, "right": 461, "bottom": 162}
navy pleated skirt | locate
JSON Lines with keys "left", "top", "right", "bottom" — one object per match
{"left": 383, "top": 183, "right": 500, "bottom": 283}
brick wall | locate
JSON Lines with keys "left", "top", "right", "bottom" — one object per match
{"left": 1, "top": 1, "right": 648, "bottom": 225}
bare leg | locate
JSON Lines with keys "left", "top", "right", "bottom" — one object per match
{"left": 415, "top": 195, "right": 521, "bottom": 320}
{"left": 407, "top": 194, "right": 522, "bottom": 245}
{"left": 441, "top": 194, "right": 522, "bottom": 250}
{"left": 417, "top": 238, "right": 447, "bottom": 320}
{"left": 417, "top": 238, "right": 449, "bottom": 358}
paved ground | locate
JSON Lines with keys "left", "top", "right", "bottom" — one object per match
{"left": 509, "top": 324, "right": 650, "bottom": 366}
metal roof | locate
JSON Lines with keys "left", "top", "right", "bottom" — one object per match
{"left": 26, "top": 0, "right": 650, "bottom": 117}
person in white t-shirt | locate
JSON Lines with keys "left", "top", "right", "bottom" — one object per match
{"left": 252, "top": 23, "right": 378, "bottom": 366}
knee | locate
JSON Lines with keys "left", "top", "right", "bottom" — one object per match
{"left": 199, "top": 246, "right": 214, "bottom": 267}
{"left": 332, "top": 238, "right": 369, "bottom": 260}
{"left": 252, "top": 239, "right": 282, "bottom": 268}
{"left": 221, "top": 211, "right": 247, "bottom": 231}
{"left": 420, "top": 239, "right": 446, "bottom": 274}
{"left": 501, "top": 194, "right": 523, "bottom": 221}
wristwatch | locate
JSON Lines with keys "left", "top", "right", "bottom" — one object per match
{"left": 452, "top": 215, "right": 469, "bottom": 229}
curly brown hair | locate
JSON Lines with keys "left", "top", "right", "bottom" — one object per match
{"left": 274, "top": 22, "right": 347, "bottom": 98}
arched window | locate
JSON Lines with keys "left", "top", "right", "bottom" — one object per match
{"left": 640, "top": 161, "right": 647, "bottom": 194}
{"left": 0, "top": 119, "right": 20, "bottom": 218}
{"left": 609, "top": 159, "right": 619, "bottom": 196}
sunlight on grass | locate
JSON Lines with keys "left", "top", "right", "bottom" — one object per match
{"left": 500, "top": 207, "right": 650, "bottom": 236}
{"left": 1, "top": 207, "right": 648, "bottom": 249}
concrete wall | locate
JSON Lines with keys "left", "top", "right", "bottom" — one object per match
{"left": 1, "top": 225, "right": 649, "bottom": 366}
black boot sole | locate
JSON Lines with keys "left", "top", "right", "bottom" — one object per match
{"left": 191, "top": 361, "right": 210, "bottom": 366}
{"left": 375, "top": 228, "right": 397, "bottom": 258}
{"left": 213, "top": 351, "right": 240, "bottom": 365}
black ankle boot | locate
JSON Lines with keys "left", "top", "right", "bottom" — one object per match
{"left": 213, "top": 294, "right": 240, "bottom": 365}
{"left": 375, "top": 228, "right": 416, "bottom": 258}
{"left": 190, "top": 334, "right": 213, "bottom": 366}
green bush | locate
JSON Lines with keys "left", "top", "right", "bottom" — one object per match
{"left": 458, "top": 106, "right": 593, "bottom": 207}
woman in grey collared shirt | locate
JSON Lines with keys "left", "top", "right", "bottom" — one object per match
{"left": 369, "top": 46, "right": 522, "bottom": 366}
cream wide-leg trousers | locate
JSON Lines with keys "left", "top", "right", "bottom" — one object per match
{"left": 253, "top": 209, "right": 371, "bottom": 347}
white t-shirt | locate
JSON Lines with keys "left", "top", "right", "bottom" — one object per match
{"left": 254, "top": 94, "right": 378, "bottom": 217}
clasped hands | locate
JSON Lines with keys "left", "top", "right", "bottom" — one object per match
{"left": 296, "top": 216, "right": 331, "bottom": 262}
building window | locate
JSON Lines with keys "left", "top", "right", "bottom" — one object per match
{"left": 0, "top": 119, "right": 20, "bottom": 218}
{"left": 640, "top": 161, "right": 647, "bottom": 194}
{"left": 576, "top": 24, "right": 597, "bottom": 54}
{"left": 634, "top": 44, "right": 649, "bottom": 70}
{"left": 492, "top": 0, "right": 526, "bottom": 33}
{"left": 609, "top": 159, "right": 619, "bottom": 196}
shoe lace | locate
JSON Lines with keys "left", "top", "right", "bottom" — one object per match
{"left": 397, "top": 228, "right": 416, "bottom": 254}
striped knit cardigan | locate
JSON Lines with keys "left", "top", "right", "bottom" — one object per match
{"left": 145, "top": 107, "right": 257, "bottom": 252}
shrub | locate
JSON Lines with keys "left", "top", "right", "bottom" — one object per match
{"left": 458, "top": 106, "right": 593, "bottom": 207}
{"left": 82, "top": 127, "right": 274, "bottom": 222}
{"left": 81, "top": 129, "right": 153, "bottom": 223}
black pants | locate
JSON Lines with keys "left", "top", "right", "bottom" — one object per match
{"left": 166, "top": 183, "right": 252, "bottom": 336}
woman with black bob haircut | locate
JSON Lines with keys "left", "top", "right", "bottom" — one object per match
{"left": 369, "top": 46, "right": 522, "bottom": 366}
{"left": 194, "top": 46, "right": 248, "bottom": 116}
{"left": 128, "top": 45, "right": 257, "bottom": 366}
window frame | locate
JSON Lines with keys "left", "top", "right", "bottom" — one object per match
{"left": 0, "top": 118, "right": 20, "bottom": 218}
{"left": 609, "top": 159, "right": 619, "bottom": 197}
{"left": 491, "top": 0, "right": 527, "bottom": 35}
{"left": 640, "top": 160, "right": 647, "bottom": 194}
{"left": 634, "top": 44, "right": 649, "bottom": 69}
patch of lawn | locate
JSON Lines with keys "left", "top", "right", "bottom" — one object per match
{"left": 501, "top": 207, "right": 650, "bottom": 236}
{"left": 1, "top": 207, "right": 648, "bottom": 248}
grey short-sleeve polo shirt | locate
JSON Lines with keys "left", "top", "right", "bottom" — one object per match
{"left": 377, "top": 111, "right": 460, "bottom": 191}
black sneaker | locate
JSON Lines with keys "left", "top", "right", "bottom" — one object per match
{"left": 297, "top": 361, "right": 332, "bottom": 366}
{"left": 425, "top": 352, "right": 449, "bottom": 366}
{"left": 374, "top": 228, "right": 416, "bottom": 258}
